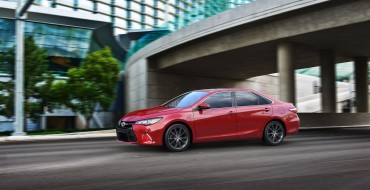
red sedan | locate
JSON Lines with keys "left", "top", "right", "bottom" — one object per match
{"left": 117, "top": 89, "right": 300, "bottom": 151}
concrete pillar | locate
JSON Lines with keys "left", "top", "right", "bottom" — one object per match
{"left": 354, "top": 57, "right": 369, "bottom": 112}
{"left": 277, "top": 42, "right": 296, "bottom": 105}
{"left": 320, "top": 50, "right": 336, "bottom": 113}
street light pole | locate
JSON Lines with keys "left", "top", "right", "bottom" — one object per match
{"left": 12, "top": 0, "right": 35, "bottom": 136}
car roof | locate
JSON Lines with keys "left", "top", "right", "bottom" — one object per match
{"left": 193, "top": 88, "right": 253, "bottom": 93}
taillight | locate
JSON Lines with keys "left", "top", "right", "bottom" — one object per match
{"left": 289, "top": 107, "right": 297, "bottom": 113}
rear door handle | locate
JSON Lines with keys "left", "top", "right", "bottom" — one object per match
{"left": 263, "top": 108, "right": 270, "bottom": 112}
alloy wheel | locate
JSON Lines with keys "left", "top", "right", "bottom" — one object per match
{"left": 264, "top": 121, "right": 285, "bottom": 145}
{"left": 165, "top": 124, "right": 190, "bottom": 151}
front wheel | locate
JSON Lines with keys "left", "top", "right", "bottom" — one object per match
{"left": 263, "top": 121, "right": 285, "bottom": 145}
{"left": 164, "top": 124, "right": 191, "bottom": 152}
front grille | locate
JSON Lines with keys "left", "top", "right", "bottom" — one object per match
{"left": 117, "top": 121, "right": 135, "bottom": 128}
{"left": 116, "top": 127, "right": 138, "bottom": 142}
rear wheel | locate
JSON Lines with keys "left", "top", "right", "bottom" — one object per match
{"left": 263, "top": 121, "right": 285, "bottom": 145}
{"left": 164, "top": 124, "right": 191, "bottom": 152}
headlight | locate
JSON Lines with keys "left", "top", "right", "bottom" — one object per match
{"left": 135, "top": 118, "right": 162, "bottom": 126}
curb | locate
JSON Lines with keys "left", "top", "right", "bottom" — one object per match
{"left": 299, "top": 125, "right": 370, "bottom": 130}
{"left": 0, "top": 130, "right": 116, "bottom": 143}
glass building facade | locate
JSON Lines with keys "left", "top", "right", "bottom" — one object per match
{"left": 0, "top": 18, "right": 93, "bottom": 75}
{"left": 1, "top": 0, "right": 254, "bottom": 35}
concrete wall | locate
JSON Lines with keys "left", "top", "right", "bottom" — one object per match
{"left": 146, "top": 71, "right": 248, "bottom": 108}
{"left": 299, "top": 113, "right": 370, "bottom": 127}
{"left": 125, "top": 59, "right": 148, "bottom": 112}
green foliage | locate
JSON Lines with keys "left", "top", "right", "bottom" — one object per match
{"left": 1, "top": 40, "right": 120, "bottom": 129}
{"left": 0, "top": 36, "right": 54, "bottom": 122}
{"left": 61, "top": 47, "right": 120, "bottom": 127}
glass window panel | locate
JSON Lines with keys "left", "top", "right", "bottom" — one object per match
{"left": 169, "top": 14, "right": 176, "bottom": 20}
{"left": 22, "top": 22, "right": 92, "bottom": 59}
{"left": 79, "top": 0, "right": 93, "bottom": 10}
{"left": 203, "top": 92, "right": 233, "bottom": 108}
{"left": 131, "top": 11, "right": 141, "bottom": 22}
{"left": 131, "top": 1, "right": 141, "bottom": 11}
{"left": 145, "top": 6, "right": 154, "bottom": 15}
{"left": 116, "top": 1, "right": 126, "bottom": 7}
{"left": 144, "top": 0, "right": 153, "bottom": 7}
{"left": 98, "top": 3, "right": 111, "bottom": 14}
{"left": 157, "top": 10, "right": 165, "bottom": 18}
{"left": 115, "top": 18, "right": 127, "bottom": 28}
{"left": 168, "top": 5, "right": 176, "bottom": 13}
{"left": 157, "top": 1, "right": 165, "bottom": 9}
{"left": 115, "top": 7, "right": 127, "bottom": 17}
{"left": 145, "top": 16, "right": 154, "bottom": 25}
{"left": 131, "top": 22, "right": 141, "bottom": 30}
{"left": 235, "top": 92, "right": 259, "bottom": 106}
{"left": 157, "top": 19, "right": 165, "bottom": 26}
{"left": 235, "top": 92, "right": 271, "bottom": 106}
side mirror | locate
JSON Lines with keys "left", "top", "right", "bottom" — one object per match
{"left": 198, "top": 103, "right": 211, "bottom": 110}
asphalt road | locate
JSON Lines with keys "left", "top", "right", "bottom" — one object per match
{"left": 1, "top": 127, "right": 369, "bottom": 190}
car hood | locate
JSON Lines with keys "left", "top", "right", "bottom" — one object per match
{"left": 122, "top": 106, "right": 183, "bottom": 121}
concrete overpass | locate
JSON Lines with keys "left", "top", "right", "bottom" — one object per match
{"left": 125, "top": 0, "right": 369, "bottom": 126}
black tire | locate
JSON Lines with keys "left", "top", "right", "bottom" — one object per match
{"left": 263, "top": 121, "right": 285, "bottom": 146}
{"left": 164, "top": 124, "right": 191, "bottom": 152}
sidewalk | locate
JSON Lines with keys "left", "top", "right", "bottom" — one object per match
{"left": 0, "top": 129, "right": 116, "bottom": 143}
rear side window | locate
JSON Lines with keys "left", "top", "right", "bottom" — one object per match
{"left": 235, "top": 92, "right": 272, "bottom": 106}
{"left": 203, "top": 92, "right": 233, "bottom": 108}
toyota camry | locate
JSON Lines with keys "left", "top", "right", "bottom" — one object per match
{"left": 117, "top": 88, "right": 300, "bottom": 151}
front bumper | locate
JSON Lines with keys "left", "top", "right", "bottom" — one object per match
{"left": 116, "top": 127, "right": 138, "bottom": 142}
{"left": 116, "top": 123, "right": 163, "bottom": 145}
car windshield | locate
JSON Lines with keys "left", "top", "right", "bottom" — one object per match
{"left": 162, "top": 91, "right": 209, "bottom": 108}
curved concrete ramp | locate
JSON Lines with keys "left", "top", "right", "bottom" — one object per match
{"left": 125, "top": 0, "right": 370, "bottom": 125}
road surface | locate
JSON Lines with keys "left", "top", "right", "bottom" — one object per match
{"left": 1, "top": 127, "right": 369, "bottom": 190}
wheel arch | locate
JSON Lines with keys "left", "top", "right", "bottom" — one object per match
{"left": 162, "top": 121, "right": 194, "bottom": 145}
{"left": 264, "top": 119, "right": 287, "bottom": 137}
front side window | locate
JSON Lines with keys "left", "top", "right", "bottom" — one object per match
{"left": 162, "top": 91, "right": 208, "bottom": 108}
{"left": 235, "top": 92, "right": 271, "bottom": 106}
{"left": 203, "top": 92, "right": 233, "bottom": 108}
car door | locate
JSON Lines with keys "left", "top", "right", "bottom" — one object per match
{"left": 193, "top": 92, "right": 237, "bottom": 142}
{"left": 234, "top": 91, "right": 272, "bottom": 139}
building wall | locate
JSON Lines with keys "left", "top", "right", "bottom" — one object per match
{"left": 125, "top": 58, "right": 148, "bottom": 112}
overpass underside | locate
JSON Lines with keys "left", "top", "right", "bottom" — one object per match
{"left": 126, "top": 0, "right": 370, "bottom": 127}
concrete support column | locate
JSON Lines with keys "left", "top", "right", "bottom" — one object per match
{"left": 354, "top": 57, "right": 369, "bottom": 112}
{"left": 277, "top": 42, "right": 296, "bottom": 105}
{"left": 320, "top": 50, "right": 336, "bottom": 113}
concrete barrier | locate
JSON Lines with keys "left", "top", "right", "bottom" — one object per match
{"left": 298, "top": 113, "right": 370, "bottom": 128}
